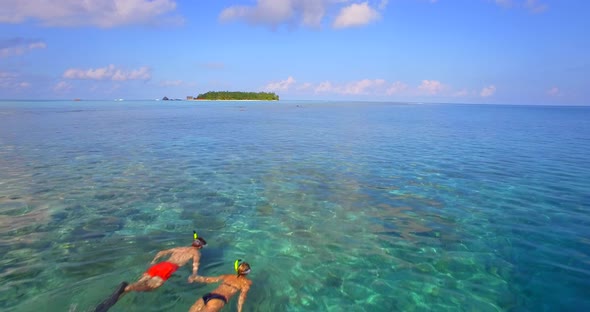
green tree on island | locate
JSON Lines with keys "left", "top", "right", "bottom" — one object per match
{"left": 195, "top": 91, "right": 279, "bottom": 101}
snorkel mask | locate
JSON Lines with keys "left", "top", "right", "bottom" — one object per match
{"left": 192, "top": 231, "right": 207, "bottom": 248}
{"left": 234, "top": 259, "right": 251, "bottom": 276}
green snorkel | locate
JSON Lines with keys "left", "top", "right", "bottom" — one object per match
{"left": 193, "top": 231, "right": 198, "bottom": 240}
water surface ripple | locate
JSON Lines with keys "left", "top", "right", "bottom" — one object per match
{"left": 0, "top": 101, "right": 589, "bottom": 311}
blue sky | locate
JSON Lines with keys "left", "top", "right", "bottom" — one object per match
{"left": 0, "top": 0, "right": 588, "bottom": 104}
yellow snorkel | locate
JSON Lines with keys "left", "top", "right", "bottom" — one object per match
{"left": 234, "top": 259, "right": 241, "bottom": 275}
{"left": 234, "top": 259, "right": 251, "bottom": 276}
{"left": 193, "top": 231, "right": 198, "bottom": 240}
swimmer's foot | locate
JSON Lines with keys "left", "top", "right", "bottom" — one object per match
{"left": 94, "top": 282, "right": 129, "bottom": 312}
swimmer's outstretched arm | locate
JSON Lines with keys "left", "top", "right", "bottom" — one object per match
{"left": 151, "top": 248, "right": 174, "bottom": 264}
{"left": 191, "top": 254, "right": 200, "bottom": 276}
{"left": 237, "top": 284, "right": 250, "bottom": 312}
{"left": 188, "top": 275, "right": 223, "bottom": 284}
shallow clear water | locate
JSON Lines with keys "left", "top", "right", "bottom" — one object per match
{"left": 0, "top": 100, "right": 589, "bottom": 312}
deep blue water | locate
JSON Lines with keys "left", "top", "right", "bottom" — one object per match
{"left": 0, "top": 100, "right": 589, "bottom": 312}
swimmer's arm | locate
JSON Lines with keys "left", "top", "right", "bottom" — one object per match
{"left": 151, "top": 248, "right": 173, "bottom": 263}
{"left": 188, "top": 275, "right": 222, "bottom": 284}
{"left": 237, "top": 284, "right": 250, "bottom": 312}
{"left": 191, "top": 254, "right": 200, "bottom": 276}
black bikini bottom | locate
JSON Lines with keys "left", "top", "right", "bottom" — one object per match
{"left": 203, "top": 292, "right": 228, "bottom": 305}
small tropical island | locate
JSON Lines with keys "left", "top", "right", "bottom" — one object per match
{"left": 188, "top": 91, "right": 279, "bottom": 101}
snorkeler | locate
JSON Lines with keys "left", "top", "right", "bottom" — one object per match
{"left": 94, "top": 231, "right": 207, "bottom": 312}
{"left": 187, "top": 259, "right": 252, "bottom": 312}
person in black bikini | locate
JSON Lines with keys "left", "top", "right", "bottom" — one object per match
{"left": 187, "top": 259, "right": 252, "bottom": 312}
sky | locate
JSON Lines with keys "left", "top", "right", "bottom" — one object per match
{"left": 0, "top": 0, "right": 588, "bottom": 105}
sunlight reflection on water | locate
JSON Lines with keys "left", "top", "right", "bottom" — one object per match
{"left": 1, "top": 101, "right": 589, "bottom": 311}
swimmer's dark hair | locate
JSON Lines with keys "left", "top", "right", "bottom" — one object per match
{"left": 237, "top": 262, "right": 251, "bottom": 276}
{"left": 192, "top": 237, "right": 207, "bottom": 248}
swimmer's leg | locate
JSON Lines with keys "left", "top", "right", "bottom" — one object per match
{"left": 188, "top": 298, "right": 205, "bottom": 312}
{"left": 145, "top": 277, "right": 164, "bottom": 290}
{"left": 125, "top": 274, "right": 163, "bottom": 292}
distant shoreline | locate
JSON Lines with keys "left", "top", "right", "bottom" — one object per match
{"left": 188, "top": 99, "right": 278, "bottom": 102}
{"left": 190, "top": 91, "right": 279, "bottom": 101}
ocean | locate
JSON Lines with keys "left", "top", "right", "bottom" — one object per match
{"left": 1, "top": 100, "right": 589, "bottom": 311}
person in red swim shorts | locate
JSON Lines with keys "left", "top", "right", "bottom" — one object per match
{"left": 144, "top": 261, "right": 179, "bottom": 281}
{"left": 94, "top": 231, "right": 207, "bottom": 312}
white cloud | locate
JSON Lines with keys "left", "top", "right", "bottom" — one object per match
{"left": 63, "top": 65, "right": 151, "bottom": 81}
{"left": 547, "top": 86, "right": 560, "bottom": 96}
{"left": 0, "top": 71, "right": 30, "bottom": 90}
{"left": 313, "top": 78, "right": 396, "bottom": 95}
{"left": 0, "top": 0, "right": 179, "bottom": 28}
{"left": 492, "top": 0, "right": 548, "bottom": 13}
{"left": 333, "top": 2, "right": 380, "bottom": 29}
{"left": 418, "top": 80, "right": 444, "bottom": 95}
{"left": 480, "top": 85, "right": 496, "bottom": 97}
{"left": 453, "top": 89, "right": 469, "bottom": 97}
{"left": 54, "top": 81, "right": 72, "bottom": 92}
{"left": 114, "top": 67, "right": 151, "bottom": 81}
{"left": 220, "top": 0, "right": 387, "bottom": 29}
{"left": 262, "top": 77, "right": 490, "bottom": 98}
{"left": 0, "top": 38, "right": 46, "bottom": 58}
{"left": 0, "top": 72, "right": 17, "bottom": 88}
{"left": 315, "top": 81, "right": 334, "bottom": 93}
{"left": 264, "top": 76, "right": 297, "bottom": 92}
{"left": 386, "top": 81, "right": 408, "bottom": 95}
{"left": 342, "top": 78, "right": 386, "bottom": 94}
{"left": 312, "top": 78, "right": 386, "bottom": 94}
{"left": 297, "top": 82, "right": 313, "bottom": 91}
{"left": 524, "top": 0, "right": 548, "bottom": 13}
{"left": 220, "top": 0, "right": 326, "bottom": 28}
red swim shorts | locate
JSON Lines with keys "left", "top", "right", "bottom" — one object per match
{"left": 146, "top": 262, "right": 179, "bottom": 281}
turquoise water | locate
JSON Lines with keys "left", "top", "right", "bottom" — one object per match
{"left": 1, "top": 100, "right": 589, "bottom": 312}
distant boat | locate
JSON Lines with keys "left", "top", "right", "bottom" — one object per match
{"left": 114, "top": 99, "right": 124, "bottom": 101}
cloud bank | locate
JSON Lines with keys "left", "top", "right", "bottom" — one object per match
{"left": 53, "top": 81, "right": 72, "bottom": 93}
{"left": 0, "top": 71, "right": 31, "bottom": 90}
{"left": 0, "top": 0, "right": 179, "bottom": 27}
{"left": 480, "top": 85, "right": 496, "bottom": 97}
{"left": 0, "top": 38, "right": 46, "bottom": 58}
{"left": 220, "top": 0, "right": 387, "bottom": 29}
{"left": 264, "top": 76, "right": 297, "bottom": 92}
{"left": 264, "top": 76, "right": 497, "bottom": 98}
{"left": 418, "top": 80, "right": 444, "bottom": 95}
{"left": 264, "top": 77, "right": 407, "bottom": 95}
{"left": 220, "top": 0, "right": 326, "bottom": 28}
{"left": 524, "top": 0, "right": 548, "bottom": 13}
{"left": 313, "top": 79, "right": 388, "bottom": 94}
{"left": 63, "top": 65, "right": 151, "bottom": 81}
{"left": 493, "top": 0, "right": 548, "bottom": 13}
